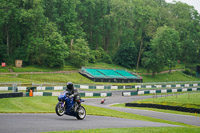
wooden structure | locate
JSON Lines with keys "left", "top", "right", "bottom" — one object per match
{"left": 15, "top": 60, "right": 23, "bottom": 67}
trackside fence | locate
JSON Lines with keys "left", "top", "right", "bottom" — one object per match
{"left": 122, "top": 88, "right": 200, "bottom": 96}
{"left": 1, "top": 82, "right": 200, "bottom": 91}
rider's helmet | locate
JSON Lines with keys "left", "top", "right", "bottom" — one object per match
{"left": 66, "top": 82, "right": 73, "bottom": 90}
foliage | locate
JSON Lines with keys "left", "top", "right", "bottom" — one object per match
{"left": 25, "top": 22, "right": 68, "bottom": 68}
{"left": 183, "top": 68, "right": 191, "bottom": 75}
{"left": 0, "top": 45, "right": 8, "bottom": 62}
{"left": 169, "top": 2, "right": 200, "bottom": 64}
{"left": 97, "top": 48, "right": 112, "bottom": 64}
{"left": 0, "top": 0, "right": 200, "bottom": 69}
{"left": 142, "top": 26, "right": 180, "bottom": 76}
{"left": 88, "top": 50, "right": 96, "bottom": 63}
{"left": 142, "top": 51, "right": 165, "bottom": 75}
{"left": 69, "top": 39, "right": 90, "bottom": 67}
{"left": 43, "top": 0, "right": 85, "bottom": 44}
{"left": 101, "top": 53, "right": 112, "bottom": 64}
{"left": 42, "top": 23, "right": 68, "bottom": 68}
{"left": 114, "top": 44, "right": 138, "bottom": 68}
{"left": 183, "top": 68, "right": 196, "bottom": 77}
{"left": 88, "top": 48, "right": 112, "bottom": 64}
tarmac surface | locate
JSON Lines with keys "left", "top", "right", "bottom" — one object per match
{"left": 0, "top": 113, "right": 178, "bottom": 133}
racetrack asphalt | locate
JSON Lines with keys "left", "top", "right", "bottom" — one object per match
{"left": 0, "top": 113, "right": 178, "bottom": 133}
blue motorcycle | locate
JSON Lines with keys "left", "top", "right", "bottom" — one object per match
{"left": 55, "top": 91, "right": 86, "bottom": 120}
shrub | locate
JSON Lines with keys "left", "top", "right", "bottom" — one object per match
{"left": 183, "top": 68, "right": 191, "bottom": 75}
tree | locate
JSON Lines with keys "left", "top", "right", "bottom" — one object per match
{"left": 24, "top": 21, "right": 68, "bottom": 68}
{"left": 96, "top": 47, "right": 112, "bottom": 64}
{"left": 1, "top": 0, "right": 200, "bottom": 68}
{"left": 104, "top": 0, "right": 136, "bottom": 54}
{"left": 69, "top": 39, "right": 90, "bottom": 67}
{"left": 0, "top": 0, "right": 21, "bottom": 61}
{"left": 77, "top": 0, "right": 112, "bottom": 51}
{"left": 114, "top": 44, "right": 138, "bottom": 68}
{"left": 142, "top": 51, "right": 165, "bottom": 76}
{"left": 42, "top": 23, "right": 69, "bottom": 68}
{"left": 169, "top": 2, "right": 200, "bottom": 64}
{"left": 43, "top": 0, "right": 85, "bottom": 44}
{"left": 142, "top": 26, "right": 180, "bottom": 76}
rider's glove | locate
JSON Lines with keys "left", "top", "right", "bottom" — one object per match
{"left": 69, "top": 94, "right": 74, "bottom": 99}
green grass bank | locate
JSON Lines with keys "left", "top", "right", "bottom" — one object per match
{"left": 132, "top": 92, "right": 200, "bottom": 109}
{"left": 1, "top": 63, "right": 199, "bottom": 85}
{"left": 0, "top": 71, "right": 199, "bottom": 85}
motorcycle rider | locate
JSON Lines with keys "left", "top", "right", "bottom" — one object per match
{"left": 66, "top": 82, "right": 81, "bottom": 108}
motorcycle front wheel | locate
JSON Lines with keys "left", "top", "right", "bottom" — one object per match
{"left": 55, "top": 102, "right": 65, "bottom": 116}
{"left": 76, "top": 106, "right": 86, "bottom": 120}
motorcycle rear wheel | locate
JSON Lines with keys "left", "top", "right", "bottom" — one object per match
{"left": 76, "top": 106, "right": 86, "bottom": 120}
{"left": 55, "top": 102, "right": 65, "bottom": 116}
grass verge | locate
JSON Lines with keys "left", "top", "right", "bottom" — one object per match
{"left": 0, "top": 65, "right": 78, "bottom": 73}
{"left": 1, "top": 63, "right": 200, "bottom": 84}
{"left": 44, "top": 127, "right": 200, "bottom": 133}
{"left": 131, "top": 92, "right": 200, "bottom": 109}
{"left": 141, "top": 71, "right": 199, "bottom": 82}
{"left": 0, "top": 71, "right": 200, "bottom": 85}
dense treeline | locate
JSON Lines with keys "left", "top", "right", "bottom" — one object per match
{"left": 0, "top": 0, "right": 200, "bottom": 75}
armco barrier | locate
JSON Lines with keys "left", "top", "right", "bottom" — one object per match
{"left": 76, "top": 83, "right": 200, "bottom": 89}
{"left": 0, "top": 83, "right": 200, "bottom": 91}
{"left": 122, "top": 88, "right": 200, "bottom": 96}
{"left": 125, "top": 103, "right": 200, "bottom": 113}
{"left": 25, "top": 92, "right": 112, "bottom": 97}
{"left": 0, "top": 92, "right": 23, "bottom": 98}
